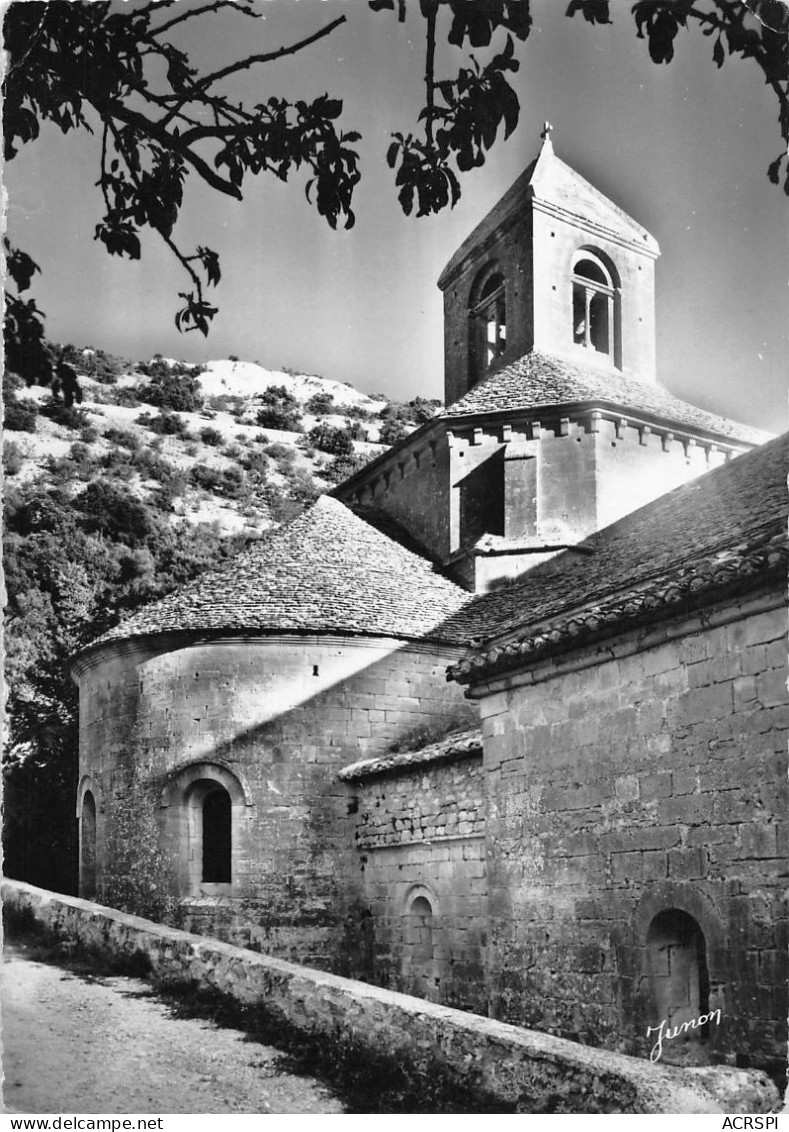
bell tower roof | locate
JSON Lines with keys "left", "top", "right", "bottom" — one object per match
{"left": 438, "top": 128, "right": 658, "bottom": 291}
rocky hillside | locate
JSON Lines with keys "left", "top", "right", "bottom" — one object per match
{"left": 4, "top": 350, "right": 440, "bottom": 538}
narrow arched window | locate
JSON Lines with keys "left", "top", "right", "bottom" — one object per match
{"left": 79, "top": 790, "right": 97, "bottom": 899}
{"left": 571, "top": 252, "right": 619, "bottom": 363}
{"left": 202, "top": 786, "right": 231, "bottom": 883}
{"left": 469, "top": 268, "right": 506, "bottom": 385}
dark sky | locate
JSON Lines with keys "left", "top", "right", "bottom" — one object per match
{"left": 6, "top": 0, "right": 787, "bottom": 429}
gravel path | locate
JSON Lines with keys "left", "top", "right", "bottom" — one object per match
{"left": 1, "top": 946, "right": 346, "bottom": 1114}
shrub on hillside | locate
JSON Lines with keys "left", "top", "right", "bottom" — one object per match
{"left": 199, "top": 426, "right": 224, "bottom": 447}
{"left": 256, "top": 386, "right": 303, "bottom": 432}
{"left": 345, "top": 419, "right": 368, "bottom": 441}
{"left": 3, "top": 440, "right": 24, "bottom": 477}
{"left": 344, "top": 403, "right": 374, "bottom": 421}
{"left": 103, "top": 385, "right": 142, "bottom": 408}
{"left": 262, "top": 441, "right": 295, "bottom": 463}
{"left": 66, "top": 346, "right": 126, "bottom": 385}
{"left": 136, "top": 410, "right": 188, "bottom": 437}
{"left": 239, "top": 449, "right": 269, "bottom": 478}
{"left": 308, "top": 422, "right": 354, "bottom": 457}
{"left": 319, "top": 452, "right": 373, "bottom": 485}
{"left": 76, "top": 480, "right": 158, "bottom": 546}
{"left": 378, "top": 418, "right": 408, "bottom": 445}
{"left": 305, "top": 391, "right": 334, "bottom": 416}
{"left": 379, "top": 397, "right": 441, "bottom": 426}
{"left": 40, "top": 400, "right": 91, "bottom": 430}
{"left": 139, "top": 372, "right": 203, "bottom": 412}
{"left": 104, "top": 427, "right": 142, "bottom": 451}
{"left": 4, "top": 397, "right": 38, "bottom": 432}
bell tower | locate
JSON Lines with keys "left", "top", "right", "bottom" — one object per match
{"left": 437, "top": 125, "right": 660, "bottom": 405}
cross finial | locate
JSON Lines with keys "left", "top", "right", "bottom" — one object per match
{"left": 541, "top": 121, "right": 553, "bottom": 142}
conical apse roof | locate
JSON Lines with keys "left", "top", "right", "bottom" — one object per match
{"left": 79, "top": 496, "right": 472, "bottom": 656}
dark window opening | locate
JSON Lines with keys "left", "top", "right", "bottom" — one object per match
{"left": 202, "top": 787, "right": 231, "bottom": 883}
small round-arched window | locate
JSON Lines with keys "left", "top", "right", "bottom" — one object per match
{"left": 184, "top": 778, "right": 234, "bottom": 889}
{"left": 469, "top": 266, "right": 506, "bottom": 385}
{"left": 571, "top": 251, "right": 619, "bottom": 364}
{"left": 202, "top": 786, "right": 232, "bottom": 883}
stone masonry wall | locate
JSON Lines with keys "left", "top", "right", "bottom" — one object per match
{"left": 349, "top": 754, "right": 487, "bottom": 1010}
{"left": 8, "top": 879, "right": 777, "bottom": 1114}
{"left": 477, "top": 594, "right": 788, "bottom": 1075}
{"left": 75, "top": 633, "right": 468, "bottom": 973}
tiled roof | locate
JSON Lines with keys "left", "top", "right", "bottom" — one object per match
{"left": 442, "top": 352, "right": 771, "bottom": 446}
{"left": 450, "top": 431, "right": 789, "bottom": 681}
{"left": 338, "top": 728, "right": 482, "bottom": 781}
{"left": 81, "top": 496, "right": 473, "bottom": 655}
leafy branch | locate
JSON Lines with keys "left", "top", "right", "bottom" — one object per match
{"left": 567, "top": 0, "right": 789, "bottom": 192}
{"left": 379, "top": 0, "right": 531, "bottom": 216}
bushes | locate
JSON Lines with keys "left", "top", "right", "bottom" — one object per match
{"left": 76, "top": 480, "right": 158, "bottom": 546}
{"left": 305, "top": 391, "right": 335, "bottom": 416}
{"left": 136, "top": 410, "right": 188, "bottom": 437}
{"left": 190, "top": 464, "right": 247, "bottom": 499}
{"left": 138, "top": 358, "right": 204, "bottom": 412}
{"left": 262, "top": 441, "right": 295, "bottom": 463}
{"left": 256, "top": 386, "right": 303, "bottom": 432}
{"left": 3, "top": 440, "right": 25, "bottom": 476}
{"left": 378, "top": 397, "right": 441, "bottom": 427}
{"left": 319, "top": 452, "right": 372, "bottom": 485}
{"left": 66, "top": 346, "right": 126, "bottom": 385}
{"left": 4, "top": 397, "right": 38, "bottom": 432}
{"left": 40, "top": 400, "right": 91, "bottom": 430}
{"left": 344, "top": 403, "right": 374, "bottom": 421}
{"left": 104, "top": 427, "right": 142, "bottom": 451}
{"left": 239, "top": 448, "right": 269, "bottom": 478}
{"left": 307, "top": 422, "right": 355, "bottom": 456}
{"left": 102, "top": 385, "right": 141, "bottom": 408}
{"left": 199, "top": 426, "right": 224, "bottom": 447}
{"left": 378, "top": 418, "right": 408, "bottom": 445}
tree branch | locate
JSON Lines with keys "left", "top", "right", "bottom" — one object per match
{"left": 149, "top": 0, "right": 260, "bottom": 39}
{"left": 102, "top": 100, "right": 243, "bottom": 200}
{"left": 189, "top": 15, "right": 347, "bottom": 91}
{"left": 424, "top": 1, "right": 438, "bottom": 148}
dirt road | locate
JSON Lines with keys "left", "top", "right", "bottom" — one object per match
{"left": 1, "top": 947, "right": 346, "bottom": 1114}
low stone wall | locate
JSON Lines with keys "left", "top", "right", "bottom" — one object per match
{"left": 3, "top": 880, "right": 778, "bottom": 1115}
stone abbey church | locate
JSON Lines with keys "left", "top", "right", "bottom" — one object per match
{"left": 71, "top": 132, "right": 787, "bottom": 1077}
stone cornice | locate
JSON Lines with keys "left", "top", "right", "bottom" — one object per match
{"left": 449, "top": 542, "right": 788, "bottom": 687}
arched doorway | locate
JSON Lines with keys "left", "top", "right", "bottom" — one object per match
{"left": 646, "top": 909, "right": 712, "bottom": 1064}
{"left": 79, "top": 790, "right": 97, "bottom": 899}
{"left": 402, "top": 889, "right": 440, "bottom": 1001}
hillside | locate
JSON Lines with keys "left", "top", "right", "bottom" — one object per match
{"left": 2, "top": 348, "right": 441, "bottom": 892}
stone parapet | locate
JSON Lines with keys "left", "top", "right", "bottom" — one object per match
{"left": 3, "top": 880, "right": 779, "bottom": 1115}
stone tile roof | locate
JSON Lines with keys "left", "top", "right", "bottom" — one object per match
{"left": 338, "top": 728, "right": 482, "bottom": 781}
{"left": 450, "top": 431, "right": 789, "bottom": 682}
{"left": 83, "top": 496, "right": 473, "bottom": 654}
{"left": 442, "top": 351, "right": 771, "bottom": 446}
